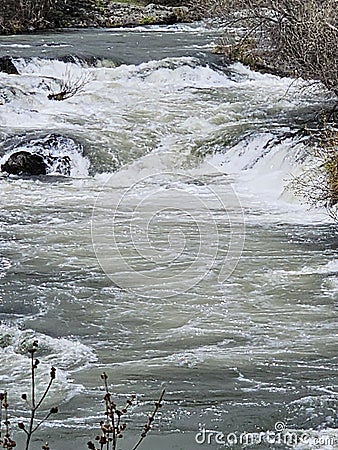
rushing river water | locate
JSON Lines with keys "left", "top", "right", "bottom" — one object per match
{"left": 0, "top": 24, "right": 337, "bottom": 450}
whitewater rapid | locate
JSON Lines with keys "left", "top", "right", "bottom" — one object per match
{"left": 0, "top": 24, "right": 337, "bottom": 450}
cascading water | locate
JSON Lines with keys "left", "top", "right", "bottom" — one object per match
{"left": 0, "top": 25, "right": 337, "bottom": 450}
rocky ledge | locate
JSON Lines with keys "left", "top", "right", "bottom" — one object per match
{"left": 59, "top": 2, "right": 197, "bottom": 28}
{"left": 0, "top": 1, "right": 199, "bottom": 34}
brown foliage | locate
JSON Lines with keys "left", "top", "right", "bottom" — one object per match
{"left": 0, "top": 0, "right": 52, "bottom": 33}
{"left": 288, "top": 124, "right": 338, "bottom": 219}
{"left": 192, "top": 0, "right": 338, "bottom": 97}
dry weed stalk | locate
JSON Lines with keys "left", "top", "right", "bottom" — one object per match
{"left": 1, "top": 341, "right": 165, "bottom": 450}
{"left": 17, "top": 340, "right": 58, "bottom": 450}
{"left": 0, "top": 392, "right": 16, "bottom": 449}
{"left": 87, "top": 374, "right": 165, "bottom": 450}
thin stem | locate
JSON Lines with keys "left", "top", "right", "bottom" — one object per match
{"left": 35, "top": 378, "right": 53, "bottom": 411}
{"left": 131, "top": 389, "right": 165, "bottom": 450}
{"left": 25, "top": 352, "right": 36, "bottom": 450}
{"left": 4, "top": 393, "right": 9, "bottom": 438}
{"left": 31, "top": 411, "right": 52, "bottom": 434}
{"left": 0, "top": 393, "right": 3, "bottom": 440}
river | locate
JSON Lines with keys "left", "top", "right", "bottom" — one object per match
{"left": 0, "top": 24, "right": 337, "bottom": 450}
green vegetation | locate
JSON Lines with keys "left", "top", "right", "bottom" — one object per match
{"left": 139, "top": 15, "right": 155, "bottom": 25}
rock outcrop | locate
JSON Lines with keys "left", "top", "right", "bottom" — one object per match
{"left": 0, "top": 1, "right": 197, "bottom": 34}
{"left": 0, "top": 56, "right": 19, "bottom": 75}
{"left": 55, "top": 1, "right": 195, "bottom": 28}
{"left": 1, "top": 151, "right": 47, "bottom": 175}
{"left": 0, "top": 134, "right": 83, "bottom": 176}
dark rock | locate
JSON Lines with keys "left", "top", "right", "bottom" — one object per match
{"left": 1, "top": 151, "right": 47, "bottom": 175}
{"left": 0, "top": 134, "right": 84, "bottom": 177}
{"left": 56, "top": 54, "right": 98, "bottom": 67}
{"left": 145, "top": 0, "right": 187, "bottom": 5}
{"left": 0, "top": 56, "right": 19, "bottom": 75}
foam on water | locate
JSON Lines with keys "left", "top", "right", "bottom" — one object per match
{"left": 0, "top": 257, "right": 12, "bottom": 279}
{"left": 0, "top": 324, "right": 97, "bottom": 406}
{"left": 0, "top": 28, "right": 337, "bottom": 446}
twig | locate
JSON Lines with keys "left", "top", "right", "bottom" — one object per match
{"left": 131, "top": 389, "right": 165, "bottom": 450}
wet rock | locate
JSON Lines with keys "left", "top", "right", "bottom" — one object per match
{"left": 56, "top": 54, "right": 98, "bottom": 67}
{"left": 0, "top": 134, "right": 83, "bottom": 176}
{"left": 0, "top": 56, "right": 19, "bottom": 75}
{"left": 1, "top": 151, "right": 47, "bottom": 175}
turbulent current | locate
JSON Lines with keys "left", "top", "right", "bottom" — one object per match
{"left": 0, "top": 25, "right": 337, "bottom": 449}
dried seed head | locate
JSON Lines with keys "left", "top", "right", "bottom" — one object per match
{"left": 50, "top": 407, "right": 58, "bottom": 414}
{"left": 28, "top": 341, "right": 39, "bottom": 354}
{"left": 50, "top": 367, "right": 56, "bottom": 380}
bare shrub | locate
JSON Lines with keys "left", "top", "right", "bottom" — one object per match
{"left": 48, "top": 66, "right": 93, "bottom": 101}
{"left": 288, "top": 124, "right": 338, "bottom": 220}
{"left": 87, "top": 372, "right": 165, "bottom": 450}
{"left": 0, "top": 0, "right": 58, "bottom": 33}
{"left": 192, "top": 0, "right": 338, "bottom": 98}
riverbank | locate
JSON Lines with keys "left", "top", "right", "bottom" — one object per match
{"left": 0, "top": 1, "right": 199, "bottom": 35}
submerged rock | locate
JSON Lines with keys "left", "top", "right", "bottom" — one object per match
{"left": 1, "top": 151, "right": 47, "bottom": 175}
{"left": 56, "top": 54, "right": 98, "bottom": 67}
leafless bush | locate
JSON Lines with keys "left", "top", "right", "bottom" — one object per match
{"left": 87, "top": 373, "right": 165, "bottom": 450}
{"left": 193, "top": 0, "right": 338, "bottom": 98}
{"left": 288, "top": 124, "right": 338, "bottom": 220}
{"left": 0, "top": 341, "right": 58, "bottom": 450}
{"left": 48, "top": 66, "right": 93, "bottom": 101}
{"left": 0, "top": 0, "right": 56, "bottom": 33}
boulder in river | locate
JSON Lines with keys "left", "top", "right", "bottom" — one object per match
{"left": 0, "top": 56, "right": 19, "bottom": 75}
{"left": 0, "top": 134, "right": 85, "bottom": 176}
{"left": 1, "top": 151, "right": 47, "bottom": 175}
